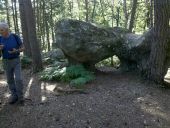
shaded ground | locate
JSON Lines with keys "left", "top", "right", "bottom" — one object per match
{"left": 0, "top": 67, "right": 170, "bottom": 128}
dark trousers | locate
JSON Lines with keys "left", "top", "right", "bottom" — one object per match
{"left": 3, "top": 58, "right": 24, "bottom": 99}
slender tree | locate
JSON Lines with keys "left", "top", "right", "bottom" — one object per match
{"left": 49, "top": 2, "right": 55, "bottom": 44}
{"left": 18, "top": 0, "right": 32, "bottom": 57}
{"left": 13, "top": 0, "right": 19, "bottom": 33}
{"left": 85, "top": 0, "right": 89, "bottom": 22}
{"left": 149, "top": 0, "right": 153, "bottom": 28}
{"left": 4, "top": 0, "right": 11, "bottom": 27}
{"left": 91, "top": 0, "right": 96, "bottom": 22}
{"left": 44, "top": 12, "right": 50, "bottom": 51}
{"left": 116, "top": 6, "right": 120, "bottom": 27}
{"left": 128, "top": 0, "right": 137, "bottom": 32}
{"left": 22, "top": 0, "right": 43, "bottom": 72}
{"left": 11, "top": 0, "right": 17, "bottom": 32}
{"left": 123, "top": 0, "right": 128, "bottom": 28}
{"left": 76, "top": 0, "right": 81, "bottom": 20}
{"left": 99, "top": 0, "right": 106, "bottom": 24}
{"left": 42, "top": 0, "right": 46, "bottom": 49}
{"left": 111, "top": 0, "right": 114, "bottom": 27}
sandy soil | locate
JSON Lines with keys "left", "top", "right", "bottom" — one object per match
{"left": 0, "top": 67, "right": 170, "bottom": 128}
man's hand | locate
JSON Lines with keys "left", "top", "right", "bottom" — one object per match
{"left": 8, "top": 48, "right": 19, "bottom": 54}
{"left": 0, "top": 45, "right": 4, "bottom": 50}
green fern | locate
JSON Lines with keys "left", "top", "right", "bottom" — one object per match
{"left": 70, "top": 77, "right": 88, "bottom": 89}
{"left": 21, "top": 56, "right": 32, "bottom": 68}
{"left": 39, "top": 64, "right": 95, "bottom": 88}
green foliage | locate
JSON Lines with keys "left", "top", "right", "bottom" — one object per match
{"left": 39, "top": 64, "right": 95, "bottom": 88}
{"left": 134, "top": 1, "right": 148, "bottom": 33}
{"left": 96, "top": 58, "right": 111, "bottom": 67}
{"left": 21, "top": 56, "right": 32, "bottom": 68}
{"left": 96, "top": 55, "right": 120, "bottom": 68}
{"left": 43, "top": 57, "right": 55, "bottom": 65}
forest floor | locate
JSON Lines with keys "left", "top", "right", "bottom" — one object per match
{"left": 0, "top": 67, "right": 170, "bottom": 128}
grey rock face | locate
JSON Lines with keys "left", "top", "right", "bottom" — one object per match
{"left": 55, "top": 19, "right": 124, "bottom": 65}
{"left": 43, "top": 49, "right": 65, "bottom": 60}
{"left": 55, "top": 19, "right": 151, "bottom": 70}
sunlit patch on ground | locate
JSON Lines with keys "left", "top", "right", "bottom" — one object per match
{"left": 0, "top": 80, "right": 6, "bottom": 86}
{"left": 164, "top": 68, "right": 170, "bottom": 83}
{"left": 41, "top": 82, "right": 56, "bottom": 92}
{"left": 4, "top": 92, "right": 10, "bottom": 98}
{"left": 41, "top": 96, "right": 47, "bottom": 102}
{"left": 24, "top": 77, "right": 34, "bottom": 98}
{"left": 40, "top": 82, "right": 57, "bottom": 102}
{"left": 136, "top": 96, "right": 170, "bottom": 121}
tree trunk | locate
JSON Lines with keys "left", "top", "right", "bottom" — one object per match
{"left": 42, "top": 0, "right": 46, "bottom": 50}
{"left": 123, "top": 0, "right": 128, "bottom": 29}
{"left": 116, "top": 6, "right": 120, "bottom": 27}
{"left": 149, "top": 0, "right": 153, "bottom": 28}
{"left": 147, "top": 0, "right": 169, "bottom": 84}
{"left": 128, "top": 0, "right": 137, "bottom": 32}
{"left": 85, "top": 0, "right": 89, "bottom": 22}
{"left": 110, "top": 0, "right": 114, "bottom": 66}
{"left": 99, "top": 0, "right": 106, "bottom": 24}
{"left": 50, "top": 2, "right": 55, "bottom": 44}
{"left": 77, "top": 0, "right": 81, "bottom": 20}
{"left": 91, "top": 0, "right": 96, "bottom": 22}
{"left": 32, "top": 0, "right": 36, "bottom": 15}
{"left": 111, "top": 0, "right": 114, "bottom": 27}
{"left": 23, "top": 0, "right": 43, "bottom": 72}
{"left": 14, "top": 0, "right": 19, "bottom": 34}
{"left": 5, "top": 0, "right": 11, "bottom": 28}
{"left": 11, "top": 0, "right": 17, "bottom": 33}
{"left": 36, "top": 0, "right": 42, "bottom": 45}
{"left": 45, "top": 13, "right": 50, "bottom": 51}
{"left": 18, "top": 0, "right": 32, "bottom": 57}
{"left": 67, "top": 0, "right": 73, "bottom": 18}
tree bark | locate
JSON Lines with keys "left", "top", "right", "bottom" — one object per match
{"left": 85, "top": 0, "right": 89, "bottom": 22}
{"left": 116, "top": 6, "right": 120, "bottom": 27}
{"left": 91, "top": 0, "right": 96, "bottom": 22}
{"left": 147, "top": 0, "right": 169, "bottom": 84}
{"left": 99, "top": 0, "right": 106, "bottom": 24}
{"left": 11, "top": 0, "right": 17, "bottom": 33}
{"left": 45, "top": 13, "right": 50, "bottom": 51}
{"left": 149, "top": 0, "right": 153, "bottom": 28}
{"left": 77, "top": 0, "right": 81, "bottom": 20}
{"left": 50, "top": 2, "right": 55, "bottom": 44}
{"left": 23, "top": 0, "right": 43, "bottom": 72}
{"left": 128, "top": 0, "right": 137, "bottom": 32}
{"left": 5, "top": 0, "right": 11, "bottom": 28}
{"left": 67, "top": 0, "right": 73, "bottom": 18}
{"left": 14, "top": 0, "right": 19, "bottom": 34}
{"left": 123, "top": 0, "right": 129, "bottom": 29}
{"left": 18, "top": 0, "right": 32, "bottom": 57}
{"left": 111, "top": 0, "right": 114, "bottom": 27}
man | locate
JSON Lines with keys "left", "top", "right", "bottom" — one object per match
{"left": 0, "top": 22, "right": 25, "bottom": 104}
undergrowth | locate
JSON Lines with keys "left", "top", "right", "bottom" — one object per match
{"left": 39, "top": 64, "right": 95, "bottom": 88}
{"left": 21, "top": 56, "right": 32, "bottom": 68}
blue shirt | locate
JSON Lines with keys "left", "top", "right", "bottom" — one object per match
{"left": 0, "top": 33, "right": 22, "bottom": 59}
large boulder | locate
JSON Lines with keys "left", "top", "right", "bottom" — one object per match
{"left": 55, "top": 19, "right": 151, "bottom": 70}
{"left": 43, "top": 48, "right": 65, "bottom": 60}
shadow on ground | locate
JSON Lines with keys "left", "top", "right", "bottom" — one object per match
{"left": 0, "top": 68, "right": 170, "bottom": 128}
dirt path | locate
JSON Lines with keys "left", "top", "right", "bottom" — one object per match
{"left": 0, "top": 68, "right": 170, "bottom": 128}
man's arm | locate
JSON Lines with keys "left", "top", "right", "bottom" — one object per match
{"left": 8, "top": 44, "right": 24, "bottom": 54}
{"left": 18, "top": 44, "right": 25, "bottom": 52}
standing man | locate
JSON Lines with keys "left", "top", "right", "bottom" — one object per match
{"left": 0, "top": 22, "right": 24, "bottom": 104}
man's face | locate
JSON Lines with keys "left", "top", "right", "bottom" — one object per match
{"left": 0, "top": 28, "right": 8, "bottom": 37}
